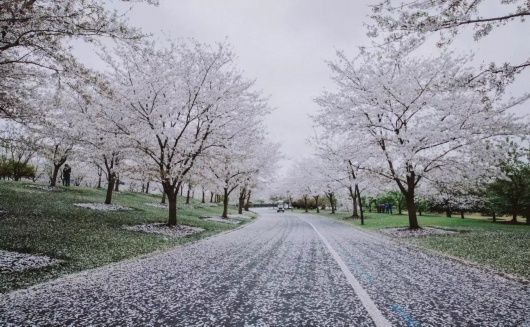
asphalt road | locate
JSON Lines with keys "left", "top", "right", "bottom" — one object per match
{"left": 0, "top": 209, "right": 528, "bottom": 326}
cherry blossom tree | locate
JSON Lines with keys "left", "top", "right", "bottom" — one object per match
{"left": 0, "top": 0, "right": 156, "bottom": 119}
{"left": 420, "top": 180, "right": 482, "bottom": 218}
{"left": 123, "top": 152, "right": 158, "bottom": 194}
{"left": 316, "top": 46, "right": 525, "bottom": 229}
{"left": 41, "top": 135, "right": 76, "bottom": 187}
{"left": 288, "top": 176, "right": 311, "bottom": 213}
{"left": 283, "top": 159, "right": 325, "bottom": 213}
{"left": 370, "top": 1, "right": 529, "bottom": 43}
{"left": 84, "top": 134, "right": 127, "bottom": 204}
{"left": 191, "top": 156, "right": 220, "bottom": 204}
{"left": 239, "top": 145, "right": 279, "bottom": 214}
{"left": 312, "top": 132, "right": 387, "bottom": 220}
{"left": 208, "top": 125, "right": 277, "bottom": 218}
{"left": 100, "top": 40, "right": 268, "bottom": 226}
{"left": 210, "top": 151, "right": 253, "bottom": 218}
{"left": 369, "top": 0, "right": 530, "bottom": 92}
{"left": 72, "top": 88, "right": 130, "bottom": 204}
{"left": 305, "top": 154, "right": 341, "bottom": 214}
{"left": 30, "top": 88, "right": 86, "bottom": 187}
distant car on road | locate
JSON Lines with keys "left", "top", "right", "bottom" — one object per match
{"left": 276, "top": 201, "right": 285, "bottom": 213}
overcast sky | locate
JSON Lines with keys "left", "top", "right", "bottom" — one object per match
{"left": 78, "top": 0, "right": 530, "bottom": 174}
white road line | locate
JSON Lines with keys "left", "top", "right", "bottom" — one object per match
{"left": 304, "top": 219, "right": 392, "bottom": 327}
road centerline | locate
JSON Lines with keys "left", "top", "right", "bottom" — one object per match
{"left": 302, "top": 218, "right": 392, "bottom": 327}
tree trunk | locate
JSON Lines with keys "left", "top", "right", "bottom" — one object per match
{"left": 354, "top": 184, "right": 364, "bottom": 225}
{"left": 161, "top": 191, "right": 166, "bottom": 204}
{"left": 201, "top": 190, "right": 205, "bottom": 203}
{"left": 244, "top": 190, "right": 251, "bottom": 211}
{"left": 162, "top": 181, "right": 178, "bottom": 226}
{"left": 314, "top": 195, "right": 320, "bottom": 213}
{"left": 446, "top": 208, "right": 452, "bottom": 218}
{"left": 186, "top": 187, "right": 191, "bottom": 204}
{"left": 114, "top": 176, "right": 119, "bottom": 192}
{"left": 238, "top": 189, "right": 246, "bottom": 215}
{"left": 97, "top": 171, "right": 102, "bottom": 189}
{"left": 403, "top": 173, "right": 419, "bottom": 229}
{"left": 167, "top": 191, "right": 177, "bottom": 226}
{"left": 222, "top": 188, "right": 229, "bottom": 218}
{"left": 492, "top": 211, "right": 496, "bottom": 223}
{"left": 145, "top": 181, "right": 149, "bottom": 194}
{"left": 511, "top": 212, "right": 518, "bottom": 223}
{"left": 327, "top": 193, "right": 336, "bottom": 214}
{"left": 50, "top": 164, "right": 61, "bottom": 187}
{"left": 350, "top": 186, "right": 358, "bottom": 218}
{"left": 210, "top": 192, "right": 214, "bottom": 203}
{"left": 404, "top": 189, "right": 419, "bottom": 229}
{"left": 304, "top": 196, "right": 308, "bottom": 213}
{"left": 105, "top": 173, "right": 116, "bottom": 204}
{"left": 460, "top": 210, "right": 465, "bottom": 219}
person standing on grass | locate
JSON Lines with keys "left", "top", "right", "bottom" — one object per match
{"left": 62, "top": 164, "right": 71, "bottom": 187}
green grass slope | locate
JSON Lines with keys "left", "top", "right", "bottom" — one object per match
{"left": 0, "top": 181, "right": 253, "bottom": 293}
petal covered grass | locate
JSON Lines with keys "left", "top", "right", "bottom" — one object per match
{"left": 0, "top": 181, "right": 253, "bottom": 293}
{"left": 313, "top": 210, "right": 530, "bottom": 280}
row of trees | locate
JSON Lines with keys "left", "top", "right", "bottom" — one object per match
{"left": 278, "top": 147, "right": 530, "bottom": 225}
{"left": 371, "top": 152, "right": 530, "bottom": 225}
{"left": 278, "top": 0, "right": 530, "bottom": 229}
{"left": 0, "top": 1, "right": 278, "bottom": 226}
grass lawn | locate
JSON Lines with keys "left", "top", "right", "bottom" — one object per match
{"left": 0, "top": 181, "right": 254, "bottom": 293}
{"left": 313, "top": 209, "right": 530, "bottom": 280}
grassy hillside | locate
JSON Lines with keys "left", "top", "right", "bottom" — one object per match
{"left": 315, "top": 210, "right": 530, "bottom": 280}
{"left": 0, "top": 181, "right": 253, "bottom": 293}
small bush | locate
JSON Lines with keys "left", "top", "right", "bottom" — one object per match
{"left": 0, "top": 158, "right": 36, "bottom": 181}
